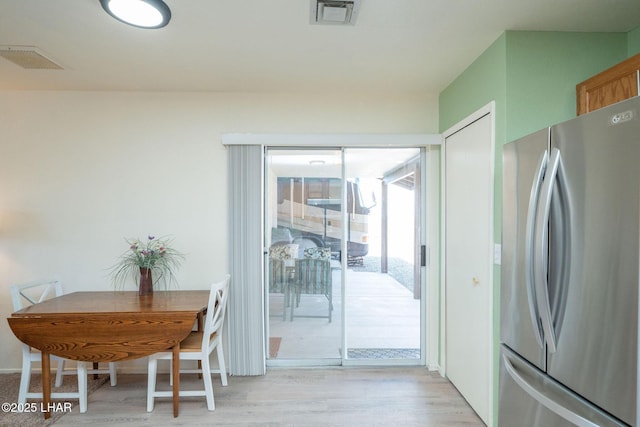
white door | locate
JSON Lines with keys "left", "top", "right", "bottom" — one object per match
{"left": 444, "top": 110, "right": 493, "bottom": 424}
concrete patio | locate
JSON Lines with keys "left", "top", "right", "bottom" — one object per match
{"left": 268, "top": 267, "right": 421, "bottom": 361}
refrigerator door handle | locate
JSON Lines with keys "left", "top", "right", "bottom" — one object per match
{"left": 533, "top": 148, "right": 561, "bottom": 353}
{"left": 525, "top": 150, "right": 547, "bottom": 348}
{"left": 502, "top": 353, "right": 600, "bottom": 427}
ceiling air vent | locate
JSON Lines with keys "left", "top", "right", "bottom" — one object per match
{"left": 0, "top": 46, "right": 63, "bottom": 70}
{"left": 311, "top": 0, "right": 361, "bottom": 25}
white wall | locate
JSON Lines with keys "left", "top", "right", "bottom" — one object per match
{"left": 0, "top": 90, "right": 438, "bottom": 371}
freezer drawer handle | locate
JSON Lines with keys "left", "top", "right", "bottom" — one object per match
{"left": 525, "top": 149, "right": 547, "bottom": 348}
{"left": 503, "top": 354, "right": 599, "bottom": 427}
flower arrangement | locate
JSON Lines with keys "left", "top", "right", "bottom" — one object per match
{"left": 110, "top": 235, "right": 185, "bottom": 291}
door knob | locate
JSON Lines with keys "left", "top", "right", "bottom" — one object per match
{"left": 472, "top": 277, "right": 480, "bottom": 285}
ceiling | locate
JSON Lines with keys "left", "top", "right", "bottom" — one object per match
{"left": 1, "top": 1, "right": 640, "bottom": 95}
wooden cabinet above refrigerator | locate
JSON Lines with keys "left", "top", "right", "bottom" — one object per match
{"left": 576, "top": 53, "right": 640, "bottom": 115}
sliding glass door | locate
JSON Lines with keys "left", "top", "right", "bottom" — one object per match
{"left": 265, "top": 147, "right": 423, "bottom": 364}
{"left": 265, "top": 149, "right": 343, "bottom": 361}
{"left": 343, "top": 148, "right": 422, "bottom": 362}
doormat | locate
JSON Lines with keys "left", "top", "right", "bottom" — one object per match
{"left": 269, "top": 337, "right": 282, "bottom": 359}
{"left": 347, "top": 348, "right": 420, "bottom": 359}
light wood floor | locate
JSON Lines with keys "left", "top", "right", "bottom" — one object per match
{"left": 53, "top": 367, "right": 484, "bottom": 426}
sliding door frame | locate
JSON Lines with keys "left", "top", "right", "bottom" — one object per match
{"left": 223, "top": 133, "right": 441, "bottom": 370}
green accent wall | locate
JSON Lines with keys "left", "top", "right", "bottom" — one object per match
{"left": 629, "top": 26, "right": 640, "bottom": 55}
{"left": 438, "top": 30, "right": 634, "bottom": 425}
{"left": 505, "top": 32, "right": 626, "bottom": 141}
{"left": 440, "top": 31, "right": 628, "bottom": 140}
{"left": 439, "top": 34, "right": 507, "bottom": 141}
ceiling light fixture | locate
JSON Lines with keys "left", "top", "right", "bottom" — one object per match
{"left": 100, "top": 0, "right": 171, "bottom": 29}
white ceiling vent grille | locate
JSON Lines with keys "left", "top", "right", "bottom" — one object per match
{"left": 311, "top": 0, "right": 361, "bottom": 25}
{"left": 0, "top": 46, "right": 63, "bottom": 70}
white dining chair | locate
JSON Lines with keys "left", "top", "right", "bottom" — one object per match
{"left": 147, "top": 274, "right": 231, "bottom": 412}
{"left": 10, "top": 277, "right": 118, "bottom": 412}
{"left": 291, "top": 247, "right": 333, "bottom": 322}
{"left": 10, "top": 278, "right": 88, "bottom": 411}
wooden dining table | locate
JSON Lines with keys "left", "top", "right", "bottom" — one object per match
{"left": 7, "top": 290, "right": 209, "bottom": 419}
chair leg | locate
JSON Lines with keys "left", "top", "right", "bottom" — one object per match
{"left": 77, "top": 362, "right": 88, "bottom": 413}
{"left": 216, "top": 344, "right": 228, "bottom": 386}
{"left": 17, "top": 352, "right": 32, "bottom": 405}
{"left": 108, "top": 362, "right": 117, "bottom": 386}
{"left": 54, "top": 358, "right": 65, "bottom": 387}
{"left": 283, "top": 285, "right": 288, "bottom": 320}
{"left": 201, "top": 356, "right": 215, "bottom": 411}
{"left": 147, "top": 358, "right": 158, "bottom": 412}
{"left": 290, "top": 288, "right": 295, "bottom": 321}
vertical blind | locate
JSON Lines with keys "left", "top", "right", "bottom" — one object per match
{"left": 227, "top": 144, "right": 266, "bottom": 375}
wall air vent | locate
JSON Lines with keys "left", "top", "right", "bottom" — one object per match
{"left": 0, "top": 46, "right": 63, "bottom": 70}
{"left": 310, "top": 0, "right": 361, "bottom": 25}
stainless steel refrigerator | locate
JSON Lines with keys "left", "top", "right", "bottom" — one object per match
{"left": 500, "top": 96, "right": 640, "bottom": 427}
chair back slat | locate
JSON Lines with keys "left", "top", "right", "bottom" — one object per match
{"left": 202, "top": 275, "right": 231, "bottom": 348}
{"left": 295, "top": 258, "right": 331, "bottom": 296}
{"left": 10, "top": 278, "right": 64, "bottom": 311}
{"left": 268, "top": 258, "right": 289, "bottom": 293}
